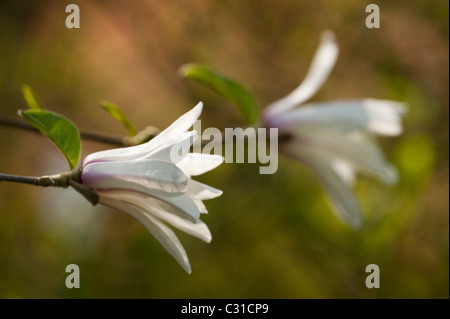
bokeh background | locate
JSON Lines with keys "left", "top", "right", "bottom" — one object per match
{"left": 0, "top": 0, "right": 448, "bottom": 298}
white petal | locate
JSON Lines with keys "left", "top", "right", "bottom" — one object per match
{"left": 147, "top": 102, "right": 202, "bottom": 149}
{"left": 283, "top": 145, "right": 363, "bottom": 229}
{"left": 98, "top": 189, "right": 201, "bottom": 222}
{"left": 83, "top": 102, "right": 203, "bottom": 165}
{"left": 146, "top": 200, "right": 211, "bottom": 242}
{"left": 264, "top": 31, "right": 339, "bottom": 118}
{"left": 100, "top": 196, "right": 192, "bottom": 273}
{"left": 193, "top": 199, "right": 208, "bottom": 214}
{"left": 331, "top": 158, "right": 356, "bottom": 185}
{"left": 146, "top": 131, "right": 198, "bottom": 163}
{"left": 186, "top": 180, "right": 223, "bottom": 201}
{"left": 272, "top": 99, "right": 406, "bottom": 136}
{"left": 296, "top": 129, "right": 398, "bottom": 184}
{"left": 177, "top": 153, "right": 224, "bottom": 176}
{"left": 82, "top": 159, "right": 189, "bottom": 196}
{"left": 100, "top": 190, "right": 211, "bottom": 242}
{"left": 159, "top": 214, "right": 211, "bottom": 243}
{"left": 364, "top": 99, "right": 407, "bottom": 135}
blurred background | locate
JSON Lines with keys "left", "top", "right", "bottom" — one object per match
{"left": 0, "top": 0, "right": 448, "bottom": 298}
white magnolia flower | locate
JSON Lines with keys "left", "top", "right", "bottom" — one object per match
{"left": 81, "top": 102, "right": 223, "bottom": 273}
{"left": 262, "top": 31, "right": 406, "bottom": 229}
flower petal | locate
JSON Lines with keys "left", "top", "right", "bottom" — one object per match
{"left": 177, "top": 153, "right": 224, "bottom": 176}
{"left": 283, "top": 145, "right": 363, "bottom": 229}
{"left": 296, "top": 129, "right": 398, "bottom": 184}
{"left": 98, "top": 189, "right": 201, "bottom": 222}
{"left": 264, "top": 31, "right": 339, "bottom": 119}
{"left": 100, "top": 190, "right": 211, "bottom": 242}
{"left": 186, "top": 180, "right": 223, "bottom": 201}
{"left": 100, "top": 196, "right": 192, "bottom": 273}
{"left": 330, "top": 158, "right": 356, "bottom": 185}
{"left": 82, "top": 159, "right": 189, "bottom": 196}
{"left": 149, "top": 202, "right": 211, "bottom": 242}
{"left": 272, "top": 99, "right": 406, "bottom": 136}
{"left": 193, "top": 198, "right": 208, "bottom": 214}
{"left": 166, "top": 217, "right": 212, "bottom": 243}
{"left": 146, "top": 131, "right": 198, "bottom": 163}
{"left": 83, "top": 102, "right": 203, "bottom": 165}
{"left": 147, "top": 101, "right": 202, "bottom": 149}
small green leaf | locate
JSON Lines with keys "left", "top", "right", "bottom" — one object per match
{"left": 22, "top": 85, "right": 44, "bottom": 110}
{"left": 179, "top": 64, "right": 259, "bottom": 124}
{"left": 19, "top": 110, "right": 81, "bottom": 169}
{"left": 101, "top": 101, "right": 137, "bottom": 137}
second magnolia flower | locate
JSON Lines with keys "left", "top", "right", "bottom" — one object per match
{"left": 80, "top": 102, "right": 224, "bottom": 273}
{"left": 263, "top": 31, "right": 406, "bottom": 229}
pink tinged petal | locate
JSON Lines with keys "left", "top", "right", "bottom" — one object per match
{"left": 82, "top": 159, "right": 189, "bottom": 196}
{"left": 82, "top": 102, "right": 203, "bottom": 166}
{"left": 273, "top": 99, "right": 406, "bottom": 136}
{"left": 264, "top": 31, "right": 339, "bottom": 119}
{"left": 186, "top": 180, "right": 223, "bottom": 201}
{"left": 177, "top": 153, "right": 224, "bottom": 176}
{"left": 97, "top": 189, "right": 201, "bottom": 222}
{"left": 284, "top": 146, "right": 363, "bottom": 229}
{"left": 100, "top": 196, "right": 192, "bottom": 273}
{"left": 297, "top": 129, "right": 398, "bottom": 184}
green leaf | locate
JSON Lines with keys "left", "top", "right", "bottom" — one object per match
{"left": 101, "top": 101, "right": 137, "bottom": 137}
{"left": 179, "top": 64, "right": 259, "bottom": 124}
{"left": 22, "top": 85, "right": 44, "bottom": 110}
{"left": 19, "top": 110, "right": 81, "bottom": 169}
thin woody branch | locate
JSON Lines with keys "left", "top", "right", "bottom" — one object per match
{"left": 0, "top": 170, "right": 99, "bottom": 206}
{"left": 0, "top": 115, "right": 125, "bottom": 146}
{"left": 0, "top": 172, "right": 71, "bottom": 187}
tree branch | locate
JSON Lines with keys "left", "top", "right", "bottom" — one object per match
{"left": 0, "top": 173, "right": 41, "bottom": 186}
{"left": 0, "top": 170, "right": 99, "bottom": 205}
{"left": 0, "top": 115, "right": 125, "bottom": 146}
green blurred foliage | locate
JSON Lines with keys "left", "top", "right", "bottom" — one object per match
{"left": 0, "top": 0, "right": 448, "bottom": 298}
{"left": 179, "top": 64, "right": 260, "bottom": 124}
{"left": 22, "top": 84, "right": 44, "bottom": 110}
{"left": 100, "top": 101, "right": 137, "bottom": 137}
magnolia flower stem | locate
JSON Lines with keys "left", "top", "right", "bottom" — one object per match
{"left": 67, "top": 178, "right": 100, "bottom": 205}
{"left": 0, "top": 169, "right": 99, "bottom": 205}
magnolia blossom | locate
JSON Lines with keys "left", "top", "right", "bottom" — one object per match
{"left": 81, "top": 102, "right": 223, "bottom": 273}
{"left": 262, "top": 31, "right": 406, "bottom": 229}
